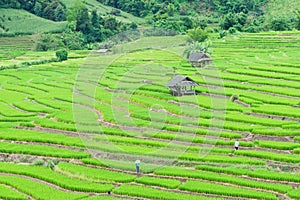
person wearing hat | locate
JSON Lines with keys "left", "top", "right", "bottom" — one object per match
{"left": 234, "top": 140, "right": 239, "bottom": 151}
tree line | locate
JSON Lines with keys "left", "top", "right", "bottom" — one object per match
{"left": 99, "top": 0, "right": 300, "bottom": 32}
{"left": 1, "top": 0, "right": 300, "bottom": 51}
{"left": 36, "top": 0, "right": 137, "bottom": 51}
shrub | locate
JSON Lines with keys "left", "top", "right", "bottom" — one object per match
{"left": 32, "top": 159, "right": 45, "bottom": 166}
{"left": 267, "top": 16, "right": 292, "bottom": 31}
{"left": 46, "top": 160, "right": 55, "bottom": 169}
{"left": 219, "top": 30, "right": 227, "bottom": 38}
{"left": 36, "top": 33, "right": 63, "bottom": 51}
{"left": 56, "top": 49, "right": 68, "bottom": 61}
{"left": 228, "top": 27, "right": 237, "bottom": 34}
{"left": 187, "top": 27, "right": 208, "bottom": 42}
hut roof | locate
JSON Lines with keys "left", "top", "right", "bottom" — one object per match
{"left": 188, "top": 52, "right": 211, "bottom": 62}
{"left": 167, "top": 75, "right": 199, "bottom": 87}
{"left": 96, "top": 49, "right": 110, "bottom": 53}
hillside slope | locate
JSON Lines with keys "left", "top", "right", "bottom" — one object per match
{"left": 60, "top": 0, "right": 146, "bottom": 24}
{"left": 0, "top": 9, "right": 67, "bottom": 35}
{"left": 264, "top": 0, "right": 300, "bottom": 28}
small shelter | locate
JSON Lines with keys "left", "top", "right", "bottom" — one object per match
{"left": 167, "top": 75, "right": 199, "bottom": 96}
{"left": 95, "top": 49, "right": 110, "bottom": 54}
{"left": 188, "top": 52, "right": 212, "bottom": 67}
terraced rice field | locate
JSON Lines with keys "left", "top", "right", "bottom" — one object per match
{"left": 0, "top": 31, "right": 299, "bottom": 199}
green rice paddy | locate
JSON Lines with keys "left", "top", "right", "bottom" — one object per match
{"left": 0, "top": 31, "right": 299, "bottom": 199}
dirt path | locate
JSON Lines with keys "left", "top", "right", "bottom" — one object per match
{"left": 16, "top": 126, "right": 94, "bottom": 139}
{"left": 15, "top": 117, "right": 295, "bottom": 157}
{"left": 247, "top": 112, "right": 300, "bottom": 123}
{"left": 0, "top": 139, "right": 82, "bottom": 151}
{"left": 233, "top": 100, "right": 251, "bottom": 107}
{"left": 8, "top": 103, "right": 33, "bottom": 114}
{"left": 79, "top": 159, "right": 294, "bottom": 187}
{"left": 251, "top": 134, "right": 294, "bottom": 142}
{"left": 0, "top": 153, "right": 73, "bottom": 163}
{"left": 2, "top": 159, "right": 257, "bottom": 200}
{"left": 59, "top": 159, "right": 272, "bottom": 199}
{"left": 131, "top": 182, "right": 244, "bottom": 200}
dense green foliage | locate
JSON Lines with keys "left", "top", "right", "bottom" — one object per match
{"left": 97, "top": 0, "right": 300, "bottom": 33}
{"left": 34, "top": 0, "right": 137, "bottom": 50}
{"left": 56, "top": 49, "right": 68, "bottom": 61}
{"left": 0, "top": 0, "right": 66, "bottom": 21}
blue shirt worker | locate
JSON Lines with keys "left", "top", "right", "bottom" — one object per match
{"left": 135, "top": 160, "right": 140, "bottom": 173}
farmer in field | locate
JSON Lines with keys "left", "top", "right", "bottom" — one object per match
{"left": 135, "top": 159, "right": 140, "bottom": 174}
{"left": 234, "top": 140, "right": 239, "bottom": 151}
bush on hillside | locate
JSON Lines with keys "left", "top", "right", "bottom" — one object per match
{"left": 187, "top": 27, "right": 209, "bottom": 43}
{"left": 36, "top": 33, "right": 63, "bottom": 51}
{"left": 56, "top": 49, "right": 68, "bottom": 61}
{"left": 267, "top": 16, "right": 292, "bottom": 31}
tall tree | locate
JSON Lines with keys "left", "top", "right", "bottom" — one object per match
{"left": 220, "top": 13, "right": 238, "bottom": 30}
{"left": 18, "top": 0, "right": 36, "bottom": 11}
{"left": 295, "top": 10, "right": 300, "bottom": 30}
{"left": 67, "top": 0, "right": 85, "bottom": 22}
{"left": 54, "top": 4, "right": 66, "bottom": 21}
{"left": 76, "top": 7, "right": 91, "bottom": 33}
{"left": 0, "top": 0, "right": 21, "bottom": 8}
{"left": 187, "top": 27, "right": 208, "bottom": 42}
{"left": 33, "top": 1, "right": 42, "bottom": 16}
{"left": 91, "top": 10, "right": 100, "bottom": 27}
{"left": 90, "top": 10, "right": 104, "bottom": 42}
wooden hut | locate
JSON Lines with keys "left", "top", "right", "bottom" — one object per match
{"left": 167, "top": 75, "right": 199, "bottom": 96}
{"left": 188, "top": 52, "right": 212, "bottom": 67}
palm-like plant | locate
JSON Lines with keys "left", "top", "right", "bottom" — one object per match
{"left": 183, "top": 40, "right": 212, "bottom": 58}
